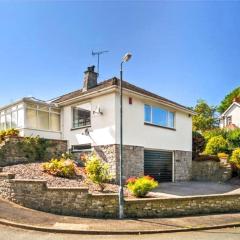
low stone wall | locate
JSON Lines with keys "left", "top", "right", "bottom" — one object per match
{"left": 1, "top": 169, "right": 240, "bottom": 218}
{"left": 0, "top": 170, "right": 118, "bottom": 218}
{"left": 192, "top": 160, "right": 232, "bottom": 182}
{"left": 0, "top": 136, "right": 68, "bottom": 167}
{"left": 125, "top": 194, "right": 240, "bottom": 218}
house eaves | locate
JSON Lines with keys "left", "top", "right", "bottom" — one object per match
{"left": 220, "top": 102, "right": 240, "bottom": 117}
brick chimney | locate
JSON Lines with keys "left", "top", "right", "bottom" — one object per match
{"left": 83, "top": 66, "right": 98, "bottom": 91}
{"left": 233, "top": 97, "right": 240, "bottom": 103}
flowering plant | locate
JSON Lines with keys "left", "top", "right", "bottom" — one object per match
{"left": 126, "top": 175, "right": 158, "bottom": 198}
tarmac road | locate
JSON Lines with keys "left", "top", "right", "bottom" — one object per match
{"left": 0, "top": 225, "right": 240, "bottom": 240}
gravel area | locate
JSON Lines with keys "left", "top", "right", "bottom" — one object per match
{"left": 3, "top": 163, "right": 128, "bottom": 195}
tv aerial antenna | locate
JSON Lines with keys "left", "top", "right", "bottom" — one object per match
{"left": 92, "top": 50, "right": 109, "bottom": 76}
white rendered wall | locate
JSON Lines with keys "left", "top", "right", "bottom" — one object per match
{"left": 61, "top": 90, "right": 192, "bottom": 151}
{"left": 62, "top": 93, "right": 116, "bottom": 147}
{"left": 221, "top": 104, "right": 240, "bottom": 128}
{"left": 22, "top": 128, "right": 61, "bottom": 140}
{"left": 116, "top": 93, "right": 192, "bottom": 151}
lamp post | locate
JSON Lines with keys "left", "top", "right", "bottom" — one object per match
{"left": 119, "top": 53, "right": 132, "bottom": 219}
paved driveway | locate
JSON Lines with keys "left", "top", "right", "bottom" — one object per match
{"left": 149, "top": 180, "right": 240, "bottom": 198}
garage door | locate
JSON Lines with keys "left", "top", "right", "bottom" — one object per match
{"left": 144, "top": 150, "right": 173, "bottom": 182}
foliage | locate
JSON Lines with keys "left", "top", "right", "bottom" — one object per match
{"left": 126, "top": 176, "right": 158, "bottom": 198}
{"left": 0, "top": 128, "right": 20, "bottom": 143}
{"left": 85, "top": 154, "right": 112, "bottom": 191}
{"left": 192, "top": 99, "right": 218, "bottom": 132}
{"left": 194, "top": 154, "right": 220, "bottom": 162}
{"left": 42, "top": 158, "right": 76, "bottom": 178}
{"left": 61, "top": 152, "right": 73, "bottom": 160}
{"left": 192, "top": 131, "right": 206, "bottom": 159}
{"left": 203, "top": 128, "right": 228, "bottom": 142}
{"left": 204, "top": 136, "right": 229, "bottom": 155}
{"left": 229, "top": 148, "right": 240, "bottom": 169}
{"left": 218, "top": 87, "right": 240, "bottom": 114}
{"left": 226, "top": 129, "right": 240, "bottom": 149}
{"left": 18, "top": 136, "right": 51, "bottom": 162}
{"left": 217, "top": 152, "right": 229, "bottom": 159}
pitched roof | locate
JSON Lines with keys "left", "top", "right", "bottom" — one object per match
{"left": 52, "top": 77, "right": 194, "bottom": 114}
{"left": 221, "top": 101, "right": 240, "bottom": 117}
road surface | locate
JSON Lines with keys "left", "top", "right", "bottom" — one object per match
{"left": 0, "top": 225, "right": 240, "bottom": 240}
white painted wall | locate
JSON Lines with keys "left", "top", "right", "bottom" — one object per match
{"left": 116, "top": 93, "right": 192, "bottom": 151}
{"left": 62, "top": 93, "right": 116, "bottom": 148}
{"left": 21, "top": 128, "right": 61, "bottom": 140}
{"left": 220, "top": 104, "right": 240, "bottom": 128}
{"left": 62, "top": 91, "right": 192, "bottom": 151}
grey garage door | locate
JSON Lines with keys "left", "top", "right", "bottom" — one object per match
{"left": 144, "top": 150, "right": 173, "bottom": 182}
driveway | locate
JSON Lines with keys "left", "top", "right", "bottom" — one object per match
{"left": 150, "top": 180, "right": 240, "bottom": 198}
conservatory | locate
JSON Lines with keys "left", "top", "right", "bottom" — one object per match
{"left": 0, "top": 98, "right": 61, "bottom": 139}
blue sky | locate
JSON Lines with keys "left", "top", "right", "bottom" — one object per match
{"left": 0, "top": 1, "right": 239, "bottom": 108}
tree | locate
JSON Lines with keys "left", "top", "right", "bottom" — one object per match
{"left": 192, "top": 99, "right": 217, "bottom": 132}
{"left": 218, "top": 87, "right": 240, "bottom": 114}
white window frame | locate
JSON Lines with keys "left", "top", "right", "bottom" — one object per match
{"left": 144, "top": 104, "right": 175, "bottom": 129}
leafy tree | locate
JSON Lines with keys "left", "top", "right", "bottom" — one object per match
{"left": 218, "top": 87, "right": 240, "bottom": 114}
{"left": 204, "top": 136, "right": 229, "bottom": 155}
{"left": 192, "top": 131, "right": 206, "bottom": 159}
{"left": 192, "top": 99, "right": 218, "bottom": 132}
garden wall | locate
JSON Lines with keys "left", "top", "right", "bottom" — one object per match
{"left": 192, "top": 160, "right": 232, "bottom": 182}
{"left": 0, "top": 169, "right": 240, "bottom": 218}
{"left": 0, "top": 136, "right": 67, "bottom": 167}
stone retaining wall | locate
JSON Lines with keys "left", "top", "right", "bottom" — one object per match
{"left": 0, "top": 137, "right": 68, "bottom": 167}
{"left": 192, "top": 160, "right": 232, "bottom": 182}
{"left": 0, "top": 171, "right": 118, "bottom": 218}
{"left": 94, "top": 144, "right": 144, "bottom": 182}
{"left": 0, "top": 170, "right": 240, "bottom": 218}
{"left": 174, "top": 150, "right": 192, "bottom": 181}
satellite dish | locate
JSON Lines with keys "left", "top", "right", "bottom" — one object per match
{"left": 93, "top": 105, "right": 103, "bottom": 115}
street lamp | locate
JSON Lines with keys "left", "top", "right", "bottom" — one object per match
{"left": 119, "top": 52, "right": 132, "bottom": 219}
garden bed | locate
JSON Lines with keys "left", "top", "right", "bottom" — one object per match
{"left": 2, "top": 163, "right": 129, "bottom": 195}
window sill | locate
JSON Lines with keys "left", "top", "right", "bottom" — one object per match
{"left": 71, "top": 125, "right": 91, "bottom": 131}
{"left": 144, "top": 122, "right": 176, "bottom": 131}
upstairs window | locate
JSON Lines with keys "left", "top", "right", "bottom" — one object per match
{"left": 72, "top": 108, "right": 91, "bottom": 129}
{"left": 144, "top": 104, "right": 175, "bottom": 129}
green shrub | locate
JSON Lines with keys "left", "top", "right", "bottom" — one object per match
{"left": 42, "top": 158, "right": 76, "bottom": 178}
{"left": 203, "top": 129, "right": 227, "bottom": 142}
{"left": 19, "top": 136, "right": 51, "bottom": 162}
{"left": 126, "top": 176, "right": 158, "bottom": 198}
{"left": 85, "top": 154, "right": 112, "bottom": 191}
{"left": 192, "top": 131, "right": 206, "bottom": 159}
{"left": 229, "top": 148, "right": 240, "bottom": 169}
{"left": 194, "top": 154, "right": 220, "bottom": 162}
{"left": 204, "top": 136, "right": 228, "bottom": 155}
{"left": 0, "top": 128, "right": 20, "bottom": 143}
{"left": 227, "top": 129, "right": 240, "bottom": 149}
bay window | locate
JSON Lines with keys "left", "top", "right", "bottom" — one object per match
{"left": 144, "top": 104, "right": 175, "bottom": 129}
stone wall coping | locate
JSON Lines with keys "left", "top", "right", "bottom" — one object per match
{"left": 125, "top": 193, "right": 240, "bottom": 203}
{"left": 91, "top": 193, "right": 118, "bottom": 197}
{"left": 0, "top": 173, "right": 15, "bottom": 179}
{"left": 10, "top": 179, "right": 47, "bottom": 184}
{"left": 47, "top": 187, "right": 89, "bottom": 191}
